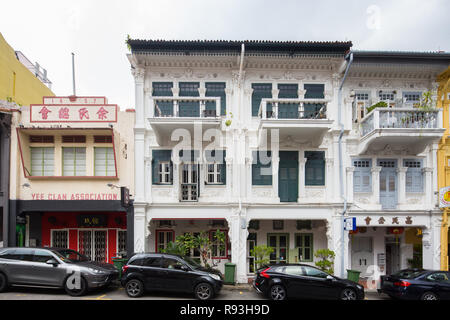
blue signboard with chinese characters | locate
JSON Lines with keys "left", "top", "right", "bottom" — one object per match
{"left": 344, "top": 217, "right": 357, "bottom": 231}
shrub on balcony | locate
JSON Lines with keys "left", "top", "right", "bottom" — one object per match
{"left": 366, "top": 101, "right": 388, "bottom": 114}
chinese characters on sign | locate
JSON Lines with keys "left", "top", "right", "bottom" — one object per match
{"left": 364, "top": 216, "right": 413, "bottom": 226}
{"left": 30, "top": 104, "right": 117, "bottom": 122}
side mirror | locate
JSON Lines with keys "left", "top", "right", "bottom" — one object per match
{"left": 326, "top": 275, "right": 334, "bottom": 281}
{"left": 46, "top": 258, "right": 59, "bottom": 266}
{"left": 181, "top": 265, "right": 189, "bottom": 272}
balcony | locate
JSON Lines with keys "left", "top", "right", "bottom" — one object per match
{"left": 148, "top": 97, "right": 222, "bottom": 145}
{"left": 358, "top": 108, "right": 444, "bottom": 154}
{"left": 258, "top": 98, "right": 333, "bottom": 147}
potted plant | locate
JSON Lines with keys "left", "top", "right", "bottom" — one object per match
{"left": 250, "top": 245, "right": 274, "bottom": 269}
{"left": 314, "top": 249, "right": 335, "bottom": 275}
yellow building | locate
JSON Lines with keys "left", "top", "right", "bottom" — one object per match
{"left": 0, "top": 32, "right": 54, "bottom": 106}
{"left": 437, "top": 66, "right": 450, "bottom": 271}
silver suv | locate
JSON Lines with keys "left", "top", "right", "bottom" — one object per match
{"left": 0, "top": 247, "right": 119, "bottom": 296}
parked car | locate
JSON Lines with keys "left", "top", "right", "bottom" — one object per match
{"left": 379, "top": 269, "right": 450, "bottom": 300}
{"left": 253, "top": 264, "right": 365, "bottom": 300}
{"left": 0, "top": 247, "right": 119, "bottom": 296}
{"left": 121, "top": 253, "right": 223, "bottom": 300}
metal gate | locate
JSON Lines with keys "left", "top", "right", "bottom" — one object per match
{"left": 78, "top": 229, "right": 108, "bottom": 262}
{"left": 181, "top": 163, "right": 199, "bottom": 201}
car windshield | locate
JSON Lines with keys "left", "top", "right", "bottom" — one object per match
{"left": 392, "top": 269, "right": 425, "bottom": 279}
{"left": 182, "top": 256, "right": 202, "bottom": 269}
{"left": 53, "top": 249, "right": 90, "bottom": 263}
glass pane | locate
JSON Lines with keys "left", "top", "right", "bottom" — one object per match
{"left": 279, "top": 236, "right": 287, "bottom": 248}
{"left": 380, "top": 175, "right": 386, "bottom": 192}
{"left": 269, "top": 236, "right": 277, "bottom": 247}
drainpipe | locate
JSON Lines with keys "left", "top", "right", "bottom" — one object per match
{"left": 338, "top": 51, "right": 353, "bottom": 278}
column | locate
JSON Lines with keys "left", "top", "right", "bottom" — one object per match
{"left": 227, "top": 211, "right": 247, "bottom": 284}
{"left": 332, "top": 213, "right": 350, "bottom": 277}
{"left": 172, "top": 158, "right": 180, "bottom": 200}
{"left": 397, "top": 166, "right": 408, "bottom": 205}
{"left": 134, "top": 129, "right": 146, "bottom": 203}
{"left": 272, "top": 150, "right": 280, "bottom": 201}
{"left": 346, "top": 167, "right": 355, "bottom": 203}
{"left": 225, "top": 156, "right": 233, "bottom": 200}
{"left": 422, "top": 214, "right": 442, "bottom": 270}
{"left": 145, "top": 87, "right": 154, "bottom": 118}
{"left": 132, "top": 67, "right": 145, "bottom": 127}
{"left": 144, "top": 154, "right": 152, "bottom": 203}
{"left": 298, "top": 156, "right": 307, "bottom": 201}
{"left": 272, "top": 88, "right": 279, "bottom": 118}
{"left": 372, "top": 166, "right": 382, "bottom": 205}
{"left": 423, "top": 167, "right": 433, "bottom": 208}
{"left": 133, "top": 206, "right": 147, "bottom": 253}
{"left": 326, "top": 158, "right": 335, "bottom": 202}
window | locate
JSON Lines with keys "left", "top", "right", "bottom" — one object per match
{"left": 29, "top": 135, "right": 54, "bottom": 143}
{"left": 283, "top": 265, "right": 304, "bottom": 276}
{"left": 404, "top": 159, "right": 423, "bottom": 193}
{"left": 205, "top": 150, "right": 226, "bottom": 184}
{"left": 379, "top": 91, "right": 395, "bottom": 101}
{"left": 118, "top": 230, "right": 127, "bottom": 254}
{"left": 356, "top": 93, "right": 369, "bottom": 101}
{"left": 94, "top": 135, "right": 113, "bottom": 143}
{"left": 143, "top": 257, "right": 162, "bottom": 267}
{"left": 426, "top": 273, "right": 450, "bottom": 283}
{"left": 278, "top": 84, "right": 299, "bottom": 119}
{"left": 184, "top": 232, "right": 201, "bottom": 259}
{"left": 152, "top": 150, "right": 172, "bottom": 184}
{"left": 252, "top": 84, "right": 272, "bottom": 116}
{"left": 247, "top": 233, "right": 257, "bottom": 273}
{"left": 210, "top": 230, "right": 227, "bottom": 258}
{"left": 205, "top": 82, "right": 226, "bottom": 116}
{"left": 353, "top": 159, "right": 372, "bottom": 193}
{"left": 30, "top": 147, "right": 54, "bottom": 176}
{"left": 252, "top": 150, "right": 272, "bottom": 185}
{"left": 161, "top": 257, "right": 185, "bottom": 270}
{"left": 62, "top": 135, "right": 86, "bottom": 143}
{"left": 179, "top": 82, "right": 200, "bottom": 117}
{"left": 305, "top": 151, "right": 325, "bottom": 186}
{"left": 153, "top": 82, "right": 174, "bottom": 116}
{"left": 403, "top": 92, "right": 421, "bottom": 103}
{"left": 354, "top": 92, "right": 370, "bottom": 123}
{"left": 62, "top": 147, "right": 86, "bottom": 176}
{"left": 303, "top": 266, "right": 328, "bottom": 278}
{"left": 156, "top": 230, "right": 174, "bottom": 253}
{"left": 304, "top": 84, "right": 324, "bottom": 99}
{"left": 51, "top": 230, "right": 68, "bottom": 248}
{"left": 33, "top": 249, "right": 54, "bottom": 263}
{"left": 295, "top": 234, "right": 313, "bottom": 262}
{"left": 94, "top": 147, "right": 116, "bottom": 176}
{"left": 273, "top": 220, "right": 284, "bottom": 230}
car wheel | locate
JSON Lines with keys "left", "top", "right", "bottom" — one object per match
{"left": 269, "top": 284, "right": 287, "bottom": 301}
{"left": 194, "top": 283, "right": 214, "bottom": 300}
{"left": 340, "top": 288, "right": 357, "bottom": 300}
{"left": 421, "top": 292, "right": 439, "bottom": 301}
{"left": 125, "top": 279, "right": 144, "bottom": 298}
{"left": 0, "top": 273, "right": 8, "bottom": 292}
{"left": 65, "top": 275, "right": 88, "bottom": 297}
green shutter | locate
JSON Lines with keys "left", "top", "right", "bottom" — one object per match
{"left": 205, "top": 82, "right": 226, "bottom": 116}
{"left": 252, "top": 150, "right": 272, "bottom": 185}
{"left": 152, "top": 150, "right": 172, "bottom": 185}
{"left": 153, "top": 82, "right": 174, "bottom": 116}
{"left": 252, "top": 84, "right": 272, "bottom": 117}
{"left": 305, "top": 151, "right": 325, "bottom": 186}
{"left": 220, "top": 150, "right": 226, "bottom": 184}
{"left": 278, "top": 84, "right": 299, "bottom": 119}
{"left": 179, "top": 82, "right": 200, "bottom": 117}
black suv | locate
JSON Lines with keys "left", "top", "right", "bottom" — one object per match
{"left": 121, "top": 253, "right": 223, "bottom": 300}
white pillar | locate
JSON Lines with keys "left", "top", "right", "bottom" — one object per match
{"left": 422, "top": 214, "right": 442, "bottom": 270}
{"left": 134, "top": 206, "right": 147, "bottom": 253}
{"left": 144, "top": 154, "right": 152, "bottom": 203}
{"left": 423, "top": 167, "right": 434, "bottom": 209}
{"left": 132, "top": 67, "right": 145, "bottom": 127}
{"left": 227, "top": 210, "right": 248, "bottom": 284}
{"left": 134, "top": 129, "right": 146, "bottom": 203}
{"left": 332, "top": 213, "right": 350, "bottom": 277}
{"left": 372, "top": 166, "right": 382, "bottom": 205}
{"left": 397, "top": 166, "right": 407, "bottom": 205}
{"left": 346, "top": 167, "right": 355, "bottom": 204}
{"left": 172, "top": 159, "right": 180, "bottom": 200}
{"left": 272, "top": 150, "right": 280, "bottom": 201}
{"left": 298, "top": 156, "right": 307, "bottom": 201}
{"left": 326, "top": 158, "right": 335, "bottom": 202}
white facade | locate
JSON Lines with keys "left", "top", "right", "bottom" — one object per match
{"left": 129, "top": 41, "right": 446, "bottom": 284}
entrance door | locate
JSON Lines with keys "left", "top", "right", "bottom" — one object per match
{"left": 351, "top": 237, "right": 374, "bottom": 277}
{"left": 379, "top": 160, "right": 397, "bottom": 209}
{"left": 78, "top": 230, "right": 108, "bottom": 262}
{"left": 181, "top": 163, "right": 199, "bottom": 201}
{"left": 279, "top": 151, "right": 298, "bottom": 202}
{"left": 268, "top": 234, "right": 289, "bottom": 264}
{"left": 386, "top": 239, "right": 401, "bottom": 275}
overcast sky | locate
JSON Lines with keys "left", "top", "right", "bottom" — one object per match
{"left": 1, "top": 0, "right": 449, "bottom": 109}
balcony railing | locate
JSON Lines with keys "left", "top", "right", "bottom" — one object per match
{"left": 153, "top": 97, "right": 221, "bottom": 118}
{"left": 360, "top": 108, "right": 441, "bottom": 137}
{"left": 258, "top": 98, "right": 328, "bottom": 120}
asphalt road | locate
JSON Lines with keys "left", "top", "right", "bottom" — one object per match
{"left": 0, "top": 284, "right": 389, "bottom": 300}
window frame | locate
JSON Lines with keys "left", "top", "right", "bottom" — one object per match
{"left": 30, "top": 147, "right": 55, "bottom": 176}
{"left": 295, "top": 233, "right": 314, "bottom": 262}
{"left": 94, "top": 147, "right": 116, "bottom": 177}
{"left": 304, "top": 151, "right": 325, "bottom": 186}
{"left": 252, "top": 150, "right": 272, "bottom": 186}
{"left": 209, "top": 229, "right": 228, "bottom": 259}
{"left": 155, "top": 229, "right": 175, "bottom": 253}
{"left": 62, "top": 147, "right": 86, "bottom": 176}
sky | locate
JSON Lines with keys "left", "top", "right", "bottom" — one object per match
{"left": 1, "top": 0, "right": 449, "bottom": 109}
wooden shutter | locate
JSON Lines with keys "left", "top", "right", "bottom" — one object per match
{"left": 305, "top": 151, "right": 325, "bottom": 186}
{"left": 152, "top": 150, "right": 172, "bottom": 184}
{"left": 304, "top": 84, "right": 324, "bottom": 99}
{"left": 252, "top": 150, "right": 272, "bottom": 185}
{"left": 153, "top": 82, "right": 173, "bottom": 116}
{"left": 353, "top": 159, "right": 372, "bottom": 192}
{"left": 252, "top": 84, "right": 272, "bottom": 116}
{"left": 205, "top": 82, "right": 226, "bottom": 116}
{"left": 179, "top": 82, "right": 200, "bottom": 117}
{"left": 404, "top": 159, "right": 423, "bottom": 192}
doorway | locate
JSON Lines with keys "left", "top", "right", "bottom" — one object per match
{"left": 385, "top": 238, "right": 401, "bottom": 275}
{"left": 378, "top": 160, "right": 398, "bottom": 209}
{"left": 278, "top": 151, "right": 298, "bottom": 202}
{"left": 78, "top": 229, "right": 108, "bottom": 262}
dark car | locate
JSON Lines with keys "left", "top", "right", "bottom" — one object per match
{"left": 121, "top": 253, "right": 223, "bottom": 300}
{"left": 253, "top": 264, "right": 365, "bottom": 300}
{"left": 0, "top": 247, "right": 119, "bottom": 296}
{"left": 379, "top": 269, "right": 450, "bottom": 300}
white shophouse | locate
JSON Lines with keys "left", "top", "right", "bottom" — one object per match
{"left": 128, "top": 39, "right": 450, "bottom": 285}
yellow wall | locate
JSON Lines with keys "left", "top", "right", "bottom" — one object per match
{"left": 0, "top": 32, "right": 54, "bottom": 106}
{"left": 437, "top": 66, "right": 450, "bottom": 270}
